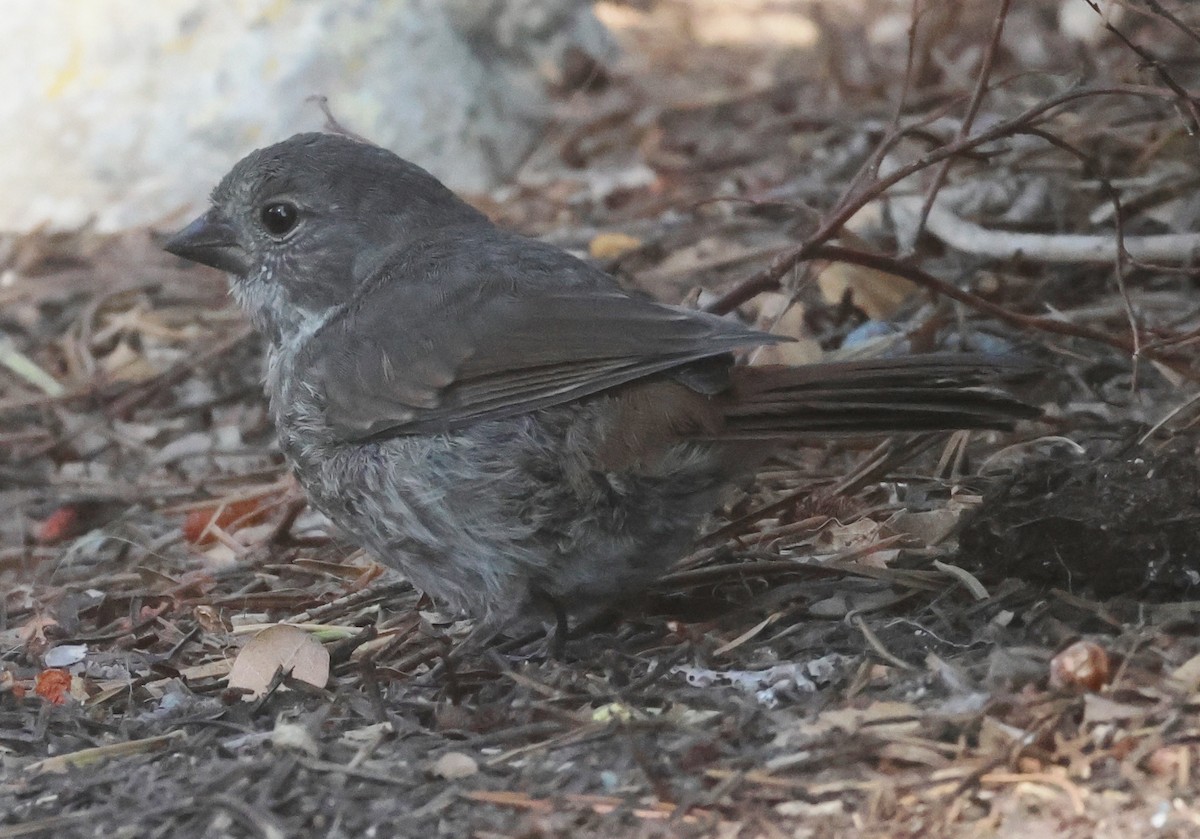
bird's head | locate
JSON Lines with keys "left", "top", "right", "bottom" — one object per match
{"left": 164, "top": 132, "right": 486, "bottom": 342}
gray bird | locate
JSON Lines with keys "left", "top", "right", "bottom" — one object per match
{"left": 165, "top": 132, "right": 1036, "bottom": 641}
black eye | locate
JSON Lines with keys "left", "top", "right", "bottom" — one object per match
{"left": 260, "top": 202, "right": 299, "bottom": 236}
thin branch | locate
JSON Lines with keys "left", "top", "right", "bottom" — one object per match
{"left": 911, "top": 0, "right": 1013, "bottom": 245}
{"left": 808, "top": 243, "right": 1195, "bottom": 375}
{"left": 1144, "top": 0, "right": 1200, "bottom": 47}
{"left": 1082, "top": 0, "right": 1200, "bottom": 132}
{"left": 706, "top": 85, "right": 1182, "bottom": 316}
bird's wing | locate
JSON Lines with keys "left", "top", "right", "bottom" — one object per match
{"left": 299, "top": 232, "right": 782, "bottom": 438}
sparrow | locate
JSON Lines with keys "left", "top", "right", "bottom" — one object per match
{"left": 165, "top": 132, "right": 1037, "bottom": 638}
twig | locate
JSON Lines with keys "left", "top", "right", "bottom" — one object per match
{"left": 854, "top": 615, "right": 919, "bottom": 671}
{"left": 888, "top": 196, "right": 1200, "bottom": 263}
{"left": 1082, "top": 0, "right": 1200, "bottom": 132}
{"left": 1137, "top": 389, "right": 1200, "bottom": 444}
{"left": 1144, "top": 0, "right": 1200, "bottom": 47}
{"left": 911, "top": 0, "right": 1013, "bottom": 245}
{"left": 105, "top": 325, "right": 254, "bottom": 416}
{"left": 808, "top": 243, "right": 1194, "bottom": 373}
{"left": 706, "top": 84, "right": 1183, "bottom": 315}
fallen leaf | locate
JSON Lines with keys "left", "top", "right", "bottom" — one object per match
{"left": 748, "top": 293, "right": 822, "bottom": 365}
{"left": 1145, "top": 744, "right": 1191, "bottom": 778}
{"left": 340, "top": 722, "right": 395, "bottom": 746}
{"left": 18, "top": 613, "right": 60, "bottom": 651}
{"left": 183, "top": 494, "right": 279, "bottom": 545}
{"left": 593, "top": 702, "right": 635, "bottom": 723}
{"left": 1082, "top": 694, "right": 1149, "bottom": 724}
{"left": 35, "top": 668, "right": 72, "bottom": 705}
{"left": 878, "top": 740, "right": 949, "bottom": 768}
{"left": 808, "top": 701, "right": 921, "bottom": 738}
{"left": 99, "top": 338, "right": 158, "bottom": 382}
{"left": 1168, "top": 652, "right": 1200, "bottom": 693}
{"left": 26, "top": 732, "right": 187, "bottom": 775}
{"left": 817, "top": 260, "right": 916, "bottom": 320}
{"left": 35, "top": 499, "right": 121, "bottom": 544}
{"left": 978, "top": 715, "right": 1029, "bottom": 752}
{"left": 891, "top": 509, "right": 963, "bottom": 546}
{"left": 588, "top": 231, "right": 642, "bottom": 259}
{"left": 431, "top": 751, "right": 479, "bottom": 780}
{"left": 43, "top": 644, "right": 88, "bottom": 668}
{"left": 272, "top": 721, "right": 320, "bottom": 757}
{"left": 193, "top": 605, "right": 231, "bottom": 634}
{"left": 227, "top": 624, "right": 330, "bottom": 700}
{"left": 36, "top": 505, "right": 81, "bottom": 544}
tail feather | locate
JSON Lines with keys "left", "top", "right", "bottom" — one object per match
{"left": 721, "top": 355, "right": 1040, "bottom": 436}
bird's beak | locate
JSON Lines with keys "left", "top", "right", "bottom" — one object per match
{"left": 164, "top": 210, "right": 251, "bottom": 277}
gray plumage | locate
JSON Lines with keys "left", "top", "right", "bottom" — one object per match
{"left": 165, "top": 132, "right": 1037, "bottom": 629}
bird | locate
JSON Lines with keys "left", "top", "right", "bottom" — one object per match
{"left": 165, "top": 132, "right": 1037, "bottom": 645}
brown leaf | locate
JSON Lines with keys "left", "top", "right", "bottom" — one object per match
{"left": 1082, "top": 694, "right": 1150, "bottom": 724}
{"left": 35, "top": 669, "right": 72, "bottom": 705}
{"left": 816, "top": 260, "right": 917, "bottom": 320}
{"left": 227, "top": 625, "right": 330, "bottom": 700}
{"left": 183, "top": 493, "right": 280, "bottom": 545}
{"left": 588, "top": 232, "right": 642, "bottom": 260}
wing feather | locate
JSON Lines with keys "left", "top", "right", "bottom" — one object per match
{"left": 301, "top": 229, "right": 782, "bottom": 438}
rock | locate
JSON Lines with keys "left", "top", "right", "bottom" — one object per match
{"left": 0, "top": 0, "right": 615, "bottom": 232}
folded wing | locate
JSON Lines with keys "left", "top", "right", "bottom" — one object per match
{"left": 301, "top": 230, "right": 781, "bottom": 438}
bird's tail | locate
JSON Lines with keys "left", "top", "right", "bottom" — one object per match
{"left": 720, "top": 355, "right": 1041, "bottom": 437}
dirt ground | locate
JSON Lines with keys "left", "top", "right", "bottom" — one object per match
{"left": 5, "top": 1, "right": 1200, "bottom": 836}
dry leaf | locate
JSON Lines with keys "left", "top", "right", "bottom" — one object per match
{"left": 878, "top": 741, "right": 949, "bottom": 768}
{"left": 1168, "top": 652, "right": 1200, "bottom": 693}
{"left": 18, "top": 613, "right": 60, "bottom": 651}
{"left": 1082, "top": 694, "right": 1149, "bottom": 724}
{"left": 99, "top": 338, "right": 158, "bottom": 382}
{"left": 1145, "top": 744, "right": 1191, "bottom": 779}
{"left": 44, "top": 644, "right": 87, "bottom": 668}
{"left": 36, "top": 505, "right": 83, "bottom": 544}
{"left": 748, "top": 293, "right": 822, "bottom": 366}
{"left": 340, "top": 722, "right": 394, "bottom": 746}
{"left": 588, "top": 231, "right": 642, "bottom": 259}
{"left": 808, "top": 701, "right": 921, "bottom": 738}
{"left": 26, "top": 732, "right": 187, "bottom": 775}
{"left": 227, "top": 624, "right": 330, "bottom": 700}
{"left": 432, "top": 751, "right": 479, "bottom": 780}
{"left": 35, "top": 669, "right": 72, "bottom": 705}
{"left": 183, "top": 494, "right": 280, "bottom": 545}
{"left": 272, "top": 721, "right": 320, "bottom": 757}
{"left": 816, "top": 260, "right": 916, "bottom": 320}
{"left": 978, "top": 716, "right": 1029, "bottom": 752}
{"left": 640, "top": 237, "right": 766, "bottom": 283}
{"left": 193, "top": 605, "right": 231, "bottom": 634}
{"left": 816, "top": 517, "right": 889, "bottom": 562}
{"left": 200, "top": 542, "right": 240, "bottom": 569}
{"left": 890, "top": 509, "right": 962, "bottom": 547}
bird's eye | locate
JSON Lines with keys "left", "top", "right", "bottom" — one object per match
{"left": 260, "top": 202, "right": 299, "bottom": 236}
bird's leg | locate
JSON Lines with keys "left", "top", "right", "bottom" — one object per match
{"left": 531, "top": 587, "right": 570, "bottom": 660}
{"left": 455, "top": 619, "right": 505, "bottom": 655}
{"left": 417, "top": 619, "right": 503, "bottom": 687}
{"left": 548, "top": 599, "right": 570, "bottom": 660}
{"left": 418, "top": 591, "right": 574, "bottom": 687}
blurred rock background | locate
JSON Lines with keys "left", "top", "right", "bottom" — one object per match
{"left": 0, "top": 0, "right": 616, "bottom": 231}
